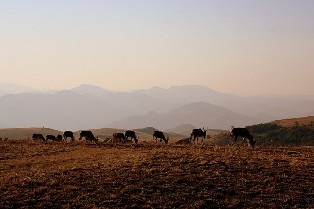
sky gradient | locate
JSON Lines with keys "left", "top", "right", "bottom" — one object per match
{"left": 1, "top": 0, "right": 314, "bottom": 95}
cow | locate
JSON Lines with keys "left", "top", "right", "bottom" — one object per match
{"left": 125, "top": 130, "right": 138, "bottom": 144}
{"left": 56, "top": 134, "right": 63, "bottom": 142}
{"left": 230, "top": 126, "right": 256, "bottom": 148}
{"left": 46, "top": 134, "right": 57, "bottom": 141}
{"left": 190, "top": 128, "right": 207, "bottom": 144}
{"left": 79, "top": 130, "right": 98, "bottom": 142}
{"left": 32, "top": 133, "right": 45, "bottom": 141}
{"left": 153, "top": 131, "right": 169, "bottom": 144}
{"left": 113, "top": 132, "right": 126, "bottom": 143}
{"left": 63, "top": 131, "right": 74, "bottom": 141}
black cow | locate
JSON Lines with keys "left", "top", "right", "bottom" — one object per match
{"left": 190, "top": 128, "right": 207, "bottom": 144}
{"left": 63, "top": 131, "right": 74, "bottom": 141}
{"left": 79, "top": 130, "right": 98, "bottom": 142}
{"left": 56, "top": 134, "right": 63, "bottom": 142}
{"left": 125, "top": 130, "right": 138, "bottom": 144}
{"left": 230, "top": 126, "right": 256, "bottom": 148}
{"left": 32, "top": 133, "right": 45, "bottom": 141}
{"left": 113, "top": 132, "right": 125, "bottom": 143}
{"left": 153, "top": 131, "right": 169, "bottom": 144}
{"left": 46, "top": 134, "right": 57, "bottom": 141}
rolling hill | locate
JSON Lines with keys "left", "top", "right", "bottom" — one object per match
{"left": 272, "top": 116, "right": 314, "bottom": 127}
{"left": 109, "top": 102, "right": 258, "bottom": 130}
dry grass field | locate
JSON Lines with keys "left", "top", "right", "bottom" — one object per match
{"left": 273, "top": 116, "right": 314, "bottom": 127}
{"left": 1, "top": 140, "right": 313, "bottom": 209}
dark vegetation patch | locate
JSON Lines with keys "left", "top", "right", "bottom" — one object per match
{"left": 248, "top": 123, "right": 314, "bottom": 145}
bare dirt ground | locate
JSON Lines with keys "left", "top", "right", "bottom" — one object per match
{"left": 1, "top": 140, "right": 313, "bottom": 209}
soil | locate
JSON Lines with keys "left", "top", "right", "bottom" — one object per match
{"left": 1, "top": 140, "right": 313, "bottom": 208}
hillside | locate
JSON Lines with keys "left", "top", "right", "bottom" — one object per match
{"left": 109, "top": 102, "right": 257, "bottom": 130}
{"left": 208, "top": 116, "right": 314, "bottom": 146}
{"left": 165, "top": 124, "right": 196, "bottom": 136}
{"left": 1, "top": 140, "right": 313, "bottom": 208}
{"left": 245, "top": 116, "right": 314, "bottom": 146}
{"left": 273, "top": 116, "right": 314, "bottom": 127}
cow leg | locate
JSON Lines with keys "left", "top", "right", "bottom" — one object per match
{"left": 248, "top": 136, "right": 255, "bottom": 148}
{"left": 232, "top": 136, "right": 240, "bottom": 148}
{"left": 240, "top": 137, "right": 246, "bottom": 146}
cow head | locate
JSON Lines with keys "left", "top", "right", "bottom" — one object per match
{"left": 229, "top": 126, "right": 235, "bottom": 139}
{"left": 165, "top": 137, "right": 169, "bottom": 144}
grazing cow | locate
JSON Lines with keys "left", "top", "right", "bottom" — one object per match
{"left": 56, "top": 134, "right": 63, "bottom": 142}
{"left": 46, "top": 135, "right": 57, "bottom": 141}
{"left": 153, "top": 131, "right": 169, "bottom": 144}
{"left": 32, "top": 133, "right": 45, "bottom": 141}
{"left": 190, "top": 128, "right": 207, "bottom": 144}
{"left": 113, "top": 132, "right": 126, "bottom": 143}
{"left": 79, "top": 130, "right": 98, "bottom": 142}
{"left": 125, "top": 130, "right": 138, "bottom": 144}
{"left": 63, "top": 131, "right": 74, "bottom": 141}
{"left": 230, "top": 126, "right": 256, "bottom": 148}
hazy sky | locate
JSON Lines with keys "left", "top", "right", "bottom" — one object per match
{"left": 1, "top": 0, "right": 313, "bottom": 95}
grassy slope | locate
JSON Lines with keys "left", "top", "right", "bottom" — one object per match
{"left": 273, "top": 116, "right": 314, "bottom": 127}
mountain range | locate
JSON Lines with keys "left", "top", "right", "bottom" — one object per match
{"left": 0, "top": 83, "right": 313, "bottom": 130}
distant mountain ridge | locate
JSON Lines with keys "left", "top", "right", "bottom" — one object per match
{"left": 0, "top": 83, "right": 314, "bottom": 130}
{"left": 0, "top": 83, "right": 34, "bottom": 96}
{"left": 70, "top": 84, "right": 113, "bottom": 97}
{"left": 109, "top": 102, "right": 257, "bottom": 130}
